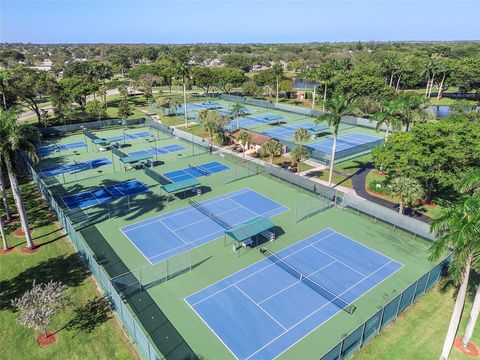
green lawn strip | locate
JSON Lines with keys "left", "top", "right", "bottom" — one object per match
{"left": 335, "top": 153, "right": 373, "bottom": 174}
{"left": 353, "top": 281, "right": 479, "bottom": 360}
{"left": 159, "top": 116, "right": 185, "bottom": 126}
{"left": 0, "top": 180, "right": 137, "bottom": 360}
{"left": 365, "top": 170, "right": 443, "bottom": 218}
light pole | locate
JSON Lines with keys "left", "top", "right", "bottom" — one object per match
{"left": 80, "top": 126, "right": 88, "bottom": 153}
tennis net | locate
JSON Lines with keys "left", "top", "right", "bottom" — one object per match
{"left": 189, "top": 163, "right": 210, "bottom": 176}
{"left": 188, "top": 199, "right": 232, "bottom": 229}
{"left": 144, "top": 167, "right": 171, "bottom": 185}
{"left": 260, "top": 248, "right": 356, "bottom": 314}
{"left": 111, "top": 146, "right": 127, "bottom": 158}
{"left": 83, "top": 129, "right": 99, "bottom": 140}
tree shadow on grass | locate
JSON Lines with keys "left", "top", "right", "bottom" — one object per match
{"left": 63, "top": 297, "right": 111, "bottom": 335}
{"left": 0, "top": 253, "right": 88, "bottom": 311}
{"left": 438, "top": 270, "right": 479, "bottom": 302}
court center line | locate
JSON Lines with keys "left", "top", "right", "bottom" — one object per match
{"left": 244, "top": 260, "right": 395, "bottom": 360}
{"left": 257, "top": 260, "right": 337, "bottom": 305}
{"left": 189, "top": 232, "right": 338, "bottom": 307}
{"left": 310, "top": 243, "right": 368, "bottom": 277}
{"left": 233, "top": 284, "right": 288, "bottom": 331}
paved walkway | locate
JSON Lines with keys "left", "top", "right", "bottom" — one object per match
{"left": 350, "top": 164, "right": 431, "bottom": 223}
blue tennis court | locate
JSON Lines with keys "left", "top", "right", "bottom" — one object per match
{"left": 163, "top": 161, "right": 230, "bottom": 182}
{"left": 262, "top": 122, "right": 329, "bottom": 140}
{"left": 127, "top": 144, "right": 185, "bottom": 158}
{"left": 121, "top": 188, "right": 288, "bottom": 263}
{"left": 41, "top": 157, "right": 112, "bottom": 177}
{"left": 62, "top": 180, "right": 149, "bottom": 210}
{"left": 38, "top": 141, "right": 87, "bottom": 155}
{"left": 307, "top": 133, "right": 382, "bottom": 155}
{"left": 186, "top": 228, "right": 403, "bottom": 360}
{"left": 230, "top": 114, "right": 284, "bottom": 128}
{"left": 92, "top": 131, "right": 152, "bottom": 144}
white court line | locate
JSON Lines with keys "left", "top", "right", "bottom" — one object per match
{"left": 185, "top": 229, "right": 403, "bottom": 360}
{"left": 323, "top": 227, "right": 401, "bottom": 265}
{"left": 271, "top": 260, "right": 402, "bottom": 360}
{"left": 158, "top": 219, "right": 189, "bottom": 245}
{"left": 233, "top": 285, "right": 287, "bottom": 331}
{"left": 310, "top": 244, "right": 368, "bottom": 277}
{"left": 189, "top": 232, "right": 337, "bottom": 307}
{"left": 246, "top": 260, "right": 396, "bottom": 360}
{"left": 257, "top": 260, "right": 337, "bottom": 305}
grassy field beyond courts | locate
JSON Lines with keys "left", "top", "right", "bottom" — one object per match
{"left": 0, "top": 181, "right": 136, "bottom": 360}
{"left": 353, "top": 281, "right": 479, "bottom": 360}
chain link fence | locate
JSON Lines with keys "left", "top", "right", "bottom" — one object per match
{"left": 21, "top": 155, "right": 166, "bottom": 360}
{"left": 319, "top": 257, "right": 449, "bottom": 360}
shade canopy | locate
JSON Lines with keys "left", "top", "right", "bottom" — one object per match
{"left": 226, "top": 216, "right": 275, "bottom": 242}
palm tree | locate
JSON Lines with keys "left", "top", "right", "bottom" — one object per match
{"left": 0, "top": 165, "right": 11, "bottom": 221}
{"left": 372, "top": 100, "right": 402, "bottom": 142}
{"left": 173, "top": 50, "right": 192, "bottom": 128}
{"left": 395, "top": 92, "right": 430, "bottom": 131}
{"left": 388, "top": 176, "right": 424, "bottom": 214}
{"left": 317, "top": 61, "right": 338, "bottom": 111}
{"left": 271, "top": 64, "right": 284, "bottom": 103}
{"left": 315, "top": 91, "right": 357, "bottom": 187}
{"left": 290, "top": 145, "right": 309, "bottom": 175}
{"left": 0, "top": 69, "right": 12, "bottom": 110}
{"left": 237, "top": 131, "right": 252, "bottom": 158}
{"left": 262, "top": 139, "right": 283, "bottom": 164}
{"left": 0, "top": 207, "right": 8, "bottom": 251}
{"left": 459, "top": 172, "right": 480, "bottom": 350}
{"left": 301, "top": 68, "right": 319, "bottom": 110}
{"left": 230, "top": 103, "right": 247, "bottom": 130}
{"left": 0, "top": 109, "right": 39, "bottom": 250}
{"left": 429, "top": 195, "right": 480, "bottom": 360}
{"left": 294, "top": 128, "right": 310, "bottom": 144}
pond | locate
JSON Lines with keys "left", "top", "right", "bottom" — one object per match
{"left": 293, "top": 78, "right": 317, "bottom": 89}
{"left": 427, "top": 105, "right": 480, "bottom": 118}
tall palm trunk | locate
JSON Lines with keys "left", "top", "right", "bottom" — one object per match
{"left": 183, "top": 79, "right": 188, "bottom": 129}
{"left": 0, "top": 165, "right": 11, "bottom": 221}
{"left": 462, "top": 283, "right": 480, "bottom": 348}
{"left": 4, "top": 157, "right": 34, "bottom": 249}
{"left": 276, "top": 77, "right": 279, "bottom": 103}
{"left": 311, "top": 86, "right": 316, "bottom": 110}
{"left": 395, "top": 76, "right": 401, "bottom": 92}
{"left": 389, "top": 72, "right": 394, "bottom": 87}
{"left": 425, "top": 76, "right": 431, "bottom": 96}
{"left": 0, "top": 208, "right": 7, "bottom": 251}
{"left": 428, "top": 73, "right": 436, "bottom": 98}
{"left": 323, "top": 84, "right": 327, "bottom": 111}
{"left": 327, "top": 127, "right": 338, "bottom": 187}
{"left": 437, "top": 74, "right": 446, "bottom": 101}
{"left": 439, "top": 256, "right": 472, "bottom": 360}
{"left": 2, "top": 93, "right": 6, "bottom": 110}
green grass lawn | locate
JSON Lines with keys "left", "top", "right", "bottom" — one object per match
{"left": 353, "top": 280, "right": 479, "bottom": 360}
{"left": 0, "top": 180, "right": 137, "bottom": 360}
{"left": 365, "top": 169, "right": 443, "bottom": 218}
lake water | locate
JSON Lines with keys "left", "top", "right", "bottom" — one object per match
{"left": 427, "top": 105, "right": 480, "bottom": 118}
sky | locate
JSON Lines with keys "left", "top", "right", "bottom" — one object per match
{"left": 1, "top": 0, "right": 479, "bottom": 44}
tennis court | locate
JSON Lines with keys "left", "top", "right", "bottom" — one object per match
{"left": 163, "top": 161, "right": 230, "bottom": 182}
{"left": 231, "top": 114, "right": 284, "bottom": 128}
{"left": 307, "top": 133, "right": 382, "bottom": 155}
{"left": 92, "top": 131, "right": 153, "bottom": 144}
{"left": 38, "top": 141, "right": 87, "bottom": 155}
{"left": 120, "top": 188, "right": 288, "bottom": 263}
{"left": 186, "top": 228, "right": 403, "bottom": 360}
{"left": 41, "top": 157, "right": 112, "bottom": 177}
{"left": 62, "top": 179, "right": 149, "bottom": 210}
{"left": 262, "top": 122, "right": 329, "bottom": 141}
{"left": 127, "top": 144, "right": 185, "bottom": 158}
